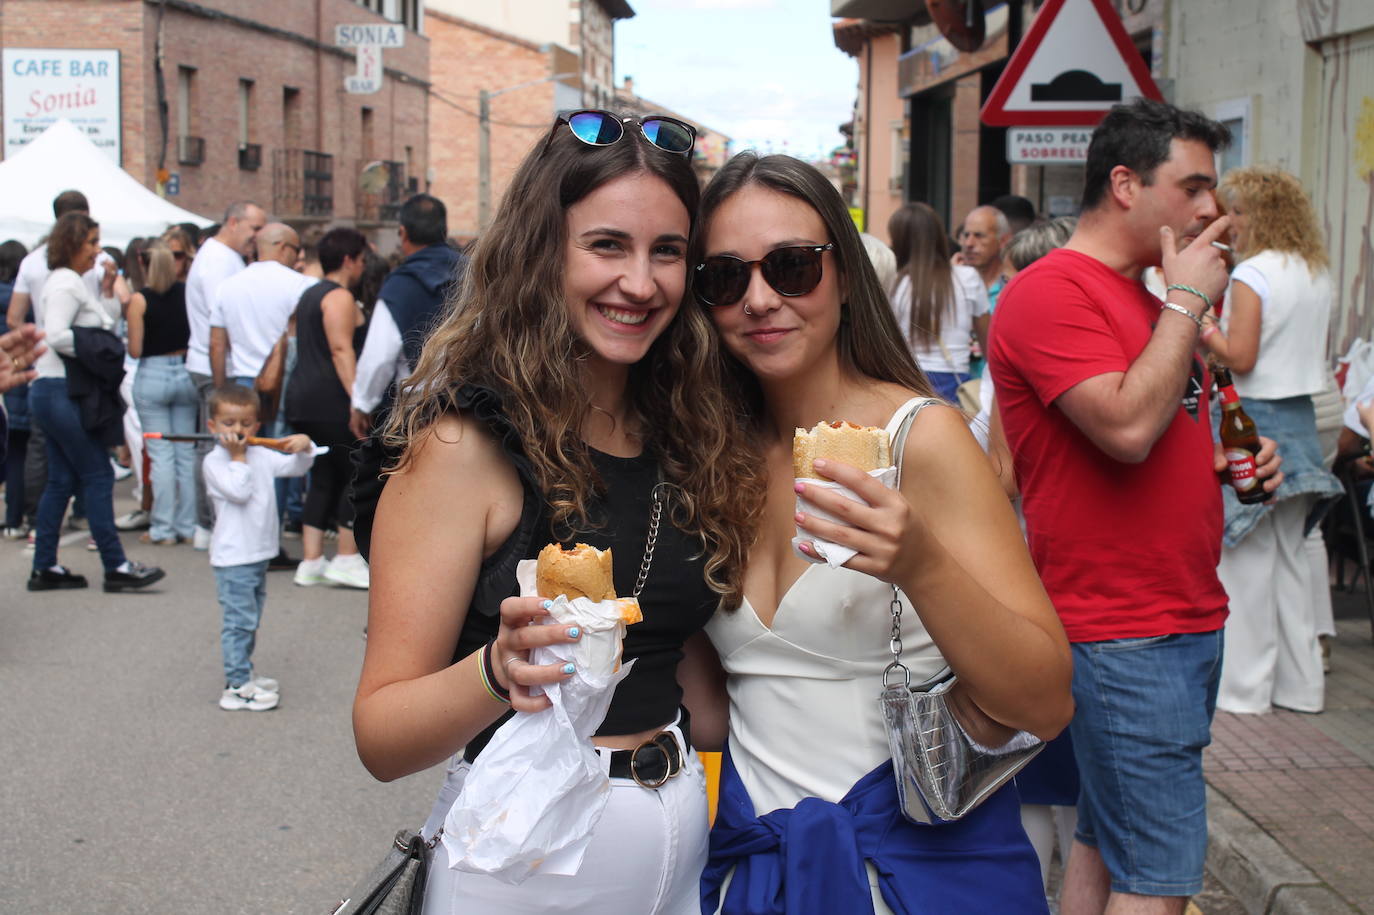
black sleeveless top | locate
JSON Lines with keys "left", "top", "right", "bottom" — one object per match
{"left": 348, "top": 383, "right": 719, "bottom": 760}
{"left": 286, "top": 280, "right": 365, "bottom": 427}
{"left": 139, "top": 283, "right": 190, "bottom": 356}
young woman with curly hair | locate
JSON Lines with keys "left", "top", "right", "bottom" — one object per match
{"left": 350, "top": 112, "right": 763, "bottom": 913}
{"left": 1200, "top": 165, "right": 1341, "bottom": 715}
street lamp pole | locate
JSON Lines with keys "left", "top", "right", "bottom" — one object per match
{"left": 478, "top": 72, "right": 577, "bottom": 232}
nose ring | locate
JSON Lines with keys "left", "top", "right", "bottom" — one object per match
{"left": 743, "top": 303, "right": 756, "bottom": 317}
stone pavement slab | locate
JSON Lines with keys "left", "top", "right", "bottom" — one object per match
{"left": 1204, "top": 612, "right": 1374, "bottom": 913}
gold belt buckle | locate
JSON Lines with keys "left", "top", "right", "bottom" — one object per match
{"left": 629, "top": 733, "right": 681, "bottom": 789}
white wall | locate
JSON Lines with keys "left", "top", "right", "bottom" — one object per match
{"left": 1167, "top": 0, "right": 1317, "bottom": 175}
{"left": 424, "top": 0, "right": 573, "bottom": 48}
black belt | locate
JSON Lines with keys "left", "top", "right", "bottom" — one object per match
{"left": 464, "top": 707, "right": 691, "bottom": 789}
{"left": 606, "top": 708, "right": 690, "bottom": 788}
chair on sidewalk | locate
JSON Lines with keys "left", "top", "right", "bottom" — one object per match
{"left": 1324, "top": 462, "right": 1374, "bottom": 640}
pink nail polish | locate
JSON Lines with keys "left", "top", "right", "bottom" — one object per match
{"left": 794, "top": 481, "right": 805, "bottom": 494}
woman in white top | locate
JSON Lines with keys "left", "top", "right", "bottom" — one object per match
{"left": 1200, "top": 166, "right": 1342, "bottom": 714}
{"left": 691, "top": 153, "right": 1071, "bottom": 914}
{"left": 28, "top": 212, "right": 164, "bottom": 593}
{"left": 886, "top": 202, "right": 991, "bottom": 404}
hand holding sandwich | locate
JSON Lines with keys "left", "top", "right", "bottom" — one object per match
{"left": 793, "top": 455, "right": 934, "bottom": 587}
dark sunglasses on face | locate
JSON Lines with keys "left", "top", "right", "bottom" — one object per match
{"left": 693, "top": 244, "right": 836, "bottom": 308}
{"left": 544, "top": 109, "right": 697, "bottom": 157}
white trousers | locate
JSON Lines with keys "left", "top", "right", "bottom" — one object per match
{"left": 1216, "top": 498, "right": 1325, "bottom": 714}
{"left": 419, "top": 723, "right": 708, "bottom": 915}
{"left": 1306, "top": 527, "right": 1336, "bottom": 638}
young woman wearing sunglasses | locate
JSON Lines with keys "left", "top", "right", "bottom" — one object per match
{"left": 691, "top": 154, "right": 1072, "bottom": 913}
{"left": 350, "top": 111, "right": 761, "bottom": 913}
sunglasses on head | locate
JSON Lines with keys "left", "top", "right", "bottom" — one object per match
{"left": 693, "top": 244, "right": 835, "bottom": 308}
{"left": 544, "top": 109, "right": 697, "bottom": 157}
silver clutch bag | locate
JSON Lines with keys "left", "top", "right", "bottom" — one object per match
{"left": 878, "top": 588, "right": 1044, "bottom": 825}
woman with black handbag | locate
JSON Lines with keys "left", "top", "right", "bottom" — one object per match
{"left": 691, "top": 154, "right": 1072, "bottom": 913}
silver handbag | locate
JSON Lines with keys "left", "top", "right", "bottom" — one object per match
{"left": 877, "top": 400, "right": 1044, "bottom": 825}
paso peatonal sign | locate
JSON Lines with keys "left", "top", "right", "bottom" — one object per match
{"left": 334, "top": 23, "right": 405, "bottom": 49}
{"left": 1006, "top": 127, "right": 1092, "bottom": 164}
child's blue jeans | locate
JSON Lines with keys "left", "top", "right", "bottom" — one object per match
{"left": 215, "top": 559, "right": 270, "bottom": 688}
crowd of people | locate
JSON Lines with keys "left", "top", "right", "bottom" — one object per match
{"left": 0, "top": 190, "right": 466, "bottom": 713}
{"left": 0, "top": 95, "right": 1357, "bottom": 914}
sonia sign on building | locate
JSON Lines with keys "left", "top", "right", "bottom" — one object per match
{"left": 2, "top": 49, "right": 122, "bottom": 164}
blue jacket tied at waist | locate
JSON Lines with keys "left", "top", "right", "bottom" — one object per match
{"left": 701, "top": 747, "right": 1046, "bottom": 915}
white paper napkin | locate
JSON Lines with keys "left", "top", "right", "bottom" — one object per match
{"left": 792, "top": 466, "right": 897, "bottom": 567}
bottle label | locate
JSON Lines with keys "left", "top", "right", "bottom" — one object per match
{"left": 1218, "top": 384, "right": 1241, "bottom": 407}
{"left": 1226, "top": 448, "right": 1258, "bottom": 490}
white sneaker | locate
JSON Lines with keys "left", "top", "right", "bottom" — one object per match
{"left": 111, "top": 458, "right": 133, "bottom": 481}
{"left": 251, "top": 673, "right": 280, "bottom": 693}
{"left": 23, "top": 530, "right": 35, "bottom": 552}
{"left": 193, "top": 526, "right": 212, "bottom": 551}
{"left": 294, "top": 557, "right": 328, "bottom": 587}
{"left": 1, "top": 526, "right": 25, "bottom": 540}
{"left": 115, "top": 509, "right": 150, "bottom": 531}
{"left": 324, "top": 553, "right": 370, "bottom": 590}
{"left": 219, "top": 681, "right": 279, "bottom": 712}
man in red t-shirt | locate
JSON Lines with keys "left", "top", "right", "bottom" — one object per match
{"left": 990, "top": 99, "right": 1283, "bottom": 914}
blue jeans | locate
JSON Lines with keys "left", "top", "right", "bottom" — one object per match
{"left": 1069, "top": 629, "right": 1224, "bottom": 897}
{"left": 215, "top": 559, "right": 270, "bottom": 687}
{"left": 133, "top": 356, "right": 198, "bottom": 540}
{"left": 28, "top": 377, "right": 126, "bottom": 571}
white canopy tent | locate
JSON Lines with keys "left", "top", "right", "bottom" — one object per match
{"left": 0, "top": 119, "right": 213, "bottom": 250}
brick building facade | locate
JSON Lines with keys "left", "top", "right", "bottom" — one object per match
{"left": 1, "top": 0, "right": 430, "bottom": 238}
{"left": 425, "top": 10, "right": 561, "bottom": 240}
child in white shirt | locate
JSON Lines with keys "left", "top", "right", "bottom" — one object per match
{"left": 202, "top": 384, "right": 315, "bottom": 711}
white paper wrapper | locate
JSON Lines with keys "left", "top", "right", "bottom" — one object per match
{"left": 792, "top": 466, "right": 897, "bottom": 567}
{"left": 441, "top": 560, "right": 638, "bottom": 884}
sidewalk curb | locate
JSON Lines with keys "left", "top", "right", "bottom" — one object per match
{"left": 1205, "top": 785, "right": 1358, "bottom": 914}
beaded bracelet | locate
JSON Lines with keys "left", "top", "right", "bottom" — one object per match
{"left": 478, "top": 640, "right": 512, "bottom": 704}
{"left": 1166, "top": 283, "right": 1213, "bottom": 313}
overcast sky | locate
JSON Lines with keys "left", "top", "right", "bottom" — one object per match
{"left": 615, "top": 0, "right": 859, "bottom": 161}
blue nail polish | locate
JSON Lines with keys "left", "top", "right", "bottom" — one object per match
{"left": 562, "top": 663, "right": 576, "bottom": 675}
{"left": 541, "top": 599, "right": 553, "bottom": 610}
{"left": 568, "top": 627, "right": 581, "bottom": 639}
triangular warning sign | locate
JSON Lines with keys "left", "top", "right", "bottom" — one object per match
{"left": 981, "top": 0, "right": 1163, "bottom": 127}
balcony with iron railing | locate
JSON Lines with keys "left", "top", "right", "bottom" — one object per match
{"left": 272, "top": 149, "right": 333, "bottom": 218}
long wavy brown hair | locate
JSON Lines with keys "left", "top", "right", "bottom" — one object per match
{"left": 1219, "top": 166, "right": 1329, "bottom": 271}
{"left": 888, "top": 202, "right": 956, "bottom": 345}
{"left": 384, "top": 117, "right": 763, "bottom": 609}
{"left": 692, "top": 153, "right": 934, "bottom": 422}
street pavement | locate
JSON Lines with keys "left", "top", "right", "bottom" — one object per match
{"left": 1203, "top": 590, "right": 1374, "bottom": 913}
{"left": 6, "top": 477, "right": 1374, "bottom": 914}
{"left": 0, "top": 482, "right": 438, "bottom": 914}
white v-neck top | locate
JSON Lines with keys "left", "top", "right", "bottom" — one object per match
{"left": 706, "top": 398, "right": 947, "bottom": 815}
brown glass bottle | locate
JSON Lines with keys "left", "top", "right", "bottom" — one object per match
{"left": 1213, "top": 364, "right": 1268, "bottom": 505}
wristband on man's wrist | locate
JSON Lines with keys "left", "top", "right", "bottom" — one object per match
{"left": 1160, "top": 299, "right": 1204, "bottom": 329}
{"left": 1165, "top": 283, "right": 1213, "bottom": 313}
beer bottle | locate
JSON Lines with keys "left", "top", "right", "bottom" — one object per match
{"left": 1213, "top": 363, "right": 1268, "bottom": 505}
